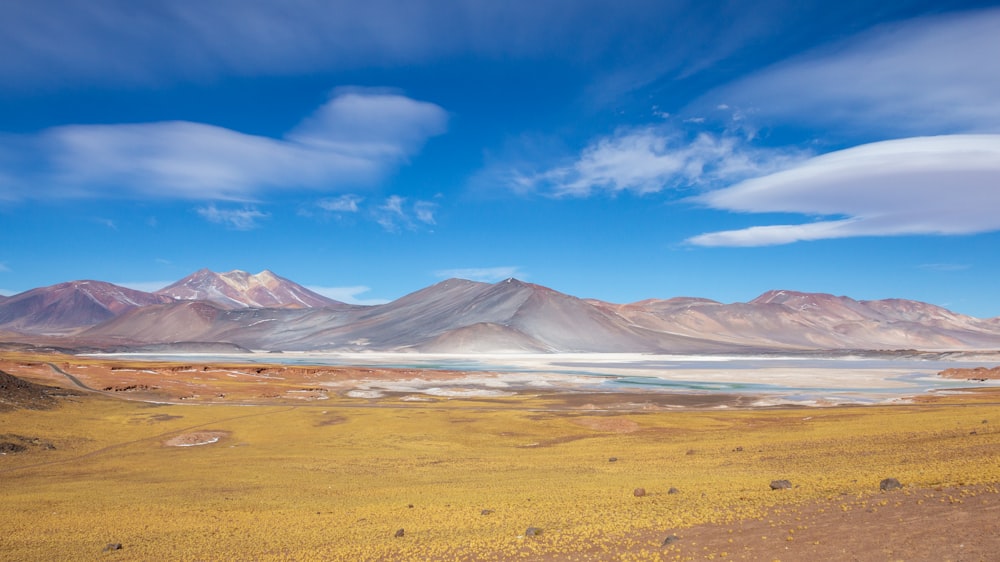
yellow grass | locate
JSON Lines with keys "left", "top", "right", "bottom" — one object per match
{"left": 2, "top": 370, "right": 999, "bottom": 560}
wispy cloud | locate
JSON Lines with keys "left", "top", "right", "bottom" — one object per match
{"left": 434, "top": 266, "right": 526, "bottom": 283}
{"left": 317, "top": 194, "right": 363, "bottom": 213}
{"left": 0, "top": 261, "right": 9, "bottom": 273}
{"left": 918, "top": 263, "right": 971, "bottom": 272}
{"left": 306, "top": 285, "right": 388, "bottom": 306}
{"left": 0, "top": 90, "right": 447, "bottom": 202}
{"left": 372, "top": 195, "right": 437, "bottom": 232}
{"left": 0, "top": 1, "right": 812, "bottom": 92}
{"left": 687, "top": 135, "right": 1000, "bottom": 247}
{"left": 197, "top": 204, "right": 269, "bottom": 230}
{"left": 514, "top": 127, "right": 805, "bottom": 197}
{"left": 695, "top": 8, "right": 1000, "bottom": 136}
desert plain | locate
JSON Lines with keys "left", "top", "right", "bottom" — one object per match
{"left": 2, "top": 350, "right": 1000, "bottom": 561}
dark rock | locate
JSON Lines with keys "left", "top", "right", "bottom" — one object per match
{"left": 102, "top": 543, "right": 122, "bottom": 552}
{"left": 662, "top": 534, "right": 680, "bottom": 546}
{"left": 667, "top": 487, "right": 680, "bottom": 495}
{"left": 525, "top": 527, "right": 542, "bottom": 537}
{"left": 880, "top": 478, "right": 903, "bottom": 491}
{"left": 407, "top": 504, "right": 413, "bottom": 508}
{"left": 770, "top": 479, "right": 792, "bottom": 490}
{"left": 481, "top": 509, "right": 494, "bottom": 515}
{"left": 608, "top": 457, "right": 618, "bottom": 462}
{"left": 394, "top": 528, "right": 405, "bottom": 538}
{"left": 0, "top": 442, "right": 27, "bottom": 454}
{"left": 733, "top": 446, "right": 744, "bottom": 452}
{"left": 633, "top": 487, "right": 646, "bottom": 497}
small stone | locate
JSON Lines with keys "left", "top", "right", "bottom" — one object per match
{"left": 880, "top": 478, "right": 903, "bottom": 492}
{"left": 407, "top": 504, "right": 414, "bottom": 508}
{"left": 394, "top": 528, "right": 405, "bottom": 538}
{"left": 733, "top": 446, "right": 744, "bottom": 452}
{"left": 633, "top": 487, "right": 646, "bottom": 497}
{"left": 770, "top": 480, "right": 793, "bottom": 490}
{"left": 103, "top": 543, "right": 122, "bottom": 552}
{"left": 481, "top": 509, "right": 494, "bottom": 515}
{"left": 525, "top": 526, "right": 542, "bottom": 537}
{"left": 667, "top": 487, "right": 680, "bottom": 495}
{"left": 662, "top": 534, "right": 680, "bottom": 546}
{"left": 608, "top": 457, "right": 618, "bottom": 462}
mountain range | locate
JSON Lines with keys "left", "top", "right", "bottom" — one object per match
{"left": 2, "top": 269, "right": 999, "bottom": 353}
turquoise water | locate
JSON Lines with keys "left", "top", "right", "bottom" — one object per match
{"left": 91, "top": 352, "right": 1000, "bottom": 405}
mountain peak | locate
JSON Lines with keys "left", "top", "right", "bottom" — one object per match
{"left": 156, "top": 269, "right": 344, "bottom": 310}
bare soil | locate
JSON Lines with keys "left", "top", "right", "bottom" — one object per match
{"left": 642, "top": 484, "right": 1000, "bottom": 561}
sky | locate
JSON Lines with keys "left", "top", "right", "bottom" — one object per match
{"left": 2, "top": 1, "right": 1000, "bottom": 317}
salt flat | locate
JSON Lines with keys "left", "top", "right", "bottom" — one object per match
{"left": 90, "top": 351, "right": 1000, "bottom": 406}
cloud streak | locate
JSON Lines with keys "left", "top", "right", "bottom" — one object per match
{"left": 197, "top": 205, "right": 269, "bottom": 230}
{"left": 0, "top": 91, "right": 447, "bottom": 202}
{"left": 434, "top": 266, "right": 526, "bottom": 283}
{"left": 696, "top": 8, "right": 1000, "bottom": 135}
{"left": 687, "top": 135, "right": 1000, "bottom": 246}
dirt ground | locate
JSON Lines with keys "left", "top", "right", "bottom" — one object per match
{"left": 643, "top": 484, "right": 1000, "bottom": 562}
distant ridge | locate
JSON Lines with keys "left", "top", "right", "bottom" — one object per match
{"left": 2, "top": 272, "right": 1000, "bottom": 353}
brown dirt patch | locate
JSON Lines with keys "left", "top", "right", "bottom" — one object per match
{"left": 940, "top": 366, "right": 1000, "bottom": 380}
{"left": 163, "top": 430, "right": 229, "bottom": 447}
{"left": 646, "top": 484, "right": 1000, "bottom": 561}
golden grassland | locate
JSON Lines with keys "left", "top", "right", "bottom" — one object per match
{"left": 1, "top": 356, "right": 999, "bottom": 560}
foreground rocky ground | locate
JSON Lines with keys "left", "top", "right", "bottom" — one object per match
{"left": 1, "top": 351, "right": 998, "bottom": 560}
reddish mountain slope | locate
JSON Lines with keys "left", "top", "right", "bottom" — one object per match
{"left": 157, "top": 269, "right": 343, "bottom": 309}
{"left": 0, "top": 281, "right": 174, "bottom": 334}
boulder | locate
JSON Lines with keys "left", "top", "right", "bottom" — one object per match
{"left": 770, "top": 479, "right": 793, "bottom": 490}
{"left": 880, "top": 478, "right": 903, "bottom": 492}
{"left": 633, "top": 487, "right": 646, "bottom": 497}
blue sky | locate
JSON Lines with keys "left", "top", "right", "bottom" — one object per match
{"left": 2, "top": 1, "right": 1000, "bottom": 317}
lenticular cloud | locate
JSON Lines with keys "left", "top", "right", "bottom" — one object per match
{"left": 1, "top": 91, "right": 447, "bottom": 202}
{"left": 688, "top": 135, "right": 1000, "bottom": 247}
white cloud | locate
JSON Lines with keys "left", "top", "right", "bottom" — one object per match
{"left": 434, "top": 267, "right": 526, "bottom": 283}
{"left": 197, "top": 204, "right": 269, "bottom": 230}
{"left": 0, "top": 91, "right": 447, "bottom": 202}
{"left": 305, "top": 285, "right": 388, "bottom": 306}
{"left": 413, "top": 201, "right": 437, "bottom": 225}
{"left": 687, "top": 135, "right": 1000, "bottom": 247}
{"left": 372, "top": 195, "right": 437, "bottom": 232}
{"left": 318, "top": 194, "right": 363, "bottom": 213}
{"left": 518, "top": 127, "right": 806, "bottom": 197}
{"left": 697, "top": 8, "right": 1000, "bottom": 135}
